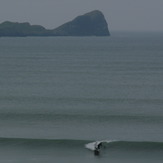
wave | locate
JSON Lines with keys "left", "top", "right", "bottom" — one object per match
{"left": 0, "top": 113, "right": 163, "bottom": 124}
{"left": 1, "top": 96, "right": 163, "bottom": 105}
{"left": 0, "top": 137, "right": 163, "bottom": 151}
{"left": 103, "top": 140, "right": 163, "bottom": 151}
{"left": 0, "top": 137, "right": 90, "bottom": 148}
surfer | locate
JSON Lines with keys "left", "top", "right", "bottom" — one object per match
{"left": 94, "top": 145, "right": 100, "bottom": 155}
{"left": 97, "top": 142, "right": 102, "bottom": 149}
{"left": 94, "top": 142, "right": 102, "bottom": 156}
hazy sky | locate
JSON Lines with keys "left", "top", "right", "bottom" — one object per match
{"left": 0, "top": 0, "right": 163, "bottom": 31}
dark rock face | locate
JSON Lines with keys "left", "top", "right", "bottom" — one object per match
{"left": 0, "top": 21, "right": 48, "bottom": 36}
{"left": 52, "top": 10, "right": 110, "bottom": 36}
{"left": 0, "top": 10, "right": 110, "bottom": 37}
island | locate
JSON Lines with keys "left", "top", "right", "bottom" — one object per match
{"left": 0, "top": 10, "right": 110, "bottom": 37}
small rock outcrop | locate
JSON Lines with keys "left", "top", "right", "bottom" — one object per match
{"left": 0, "top": 21, "right": 47, "bottom": 36}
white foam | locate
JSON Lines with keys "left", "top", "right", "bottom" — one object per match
{"left": 85, "top": 140, "right": 116, "bottom": 151}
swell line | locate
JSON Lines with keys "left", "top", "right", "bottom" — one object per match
{"left": 0, "top": 137, "right": 163, "bottom": 151}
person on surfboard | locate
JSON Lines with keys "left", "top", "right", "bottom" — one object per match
{"left": 94, "top": 142, "right": 102, "bottom": 155}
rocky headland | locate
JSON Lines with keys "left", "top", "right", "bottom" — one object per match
{"left": 0, "top": 10, "right": 110, "bottom": 37}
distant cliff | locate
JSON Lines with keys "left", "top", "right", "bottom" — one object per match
{"left": 0, "top": 10, "right": 110, "bottom": 37}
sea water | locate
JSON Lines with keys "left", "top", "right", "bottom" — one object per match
{"left": 0, "top": 32, "right": 163, "bottom": 162}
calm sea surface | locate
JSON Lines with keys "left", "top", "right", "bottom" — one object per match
{"left": 0, "top": 32, "right": 163, "bottom": 162}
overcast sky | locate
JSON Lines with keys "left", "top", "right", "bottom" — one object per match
{"left": 0, "top": 0, "right": 163, "bottom": 32}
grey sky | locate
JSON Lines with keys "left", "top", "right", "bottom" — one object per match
{"left": 0, "top": 0, "right": 163, "bottom": 31}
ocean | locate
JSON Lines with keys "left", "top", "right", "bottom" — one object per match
{"left": 0, "top": 32, "right": 163, "bottom": 162}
